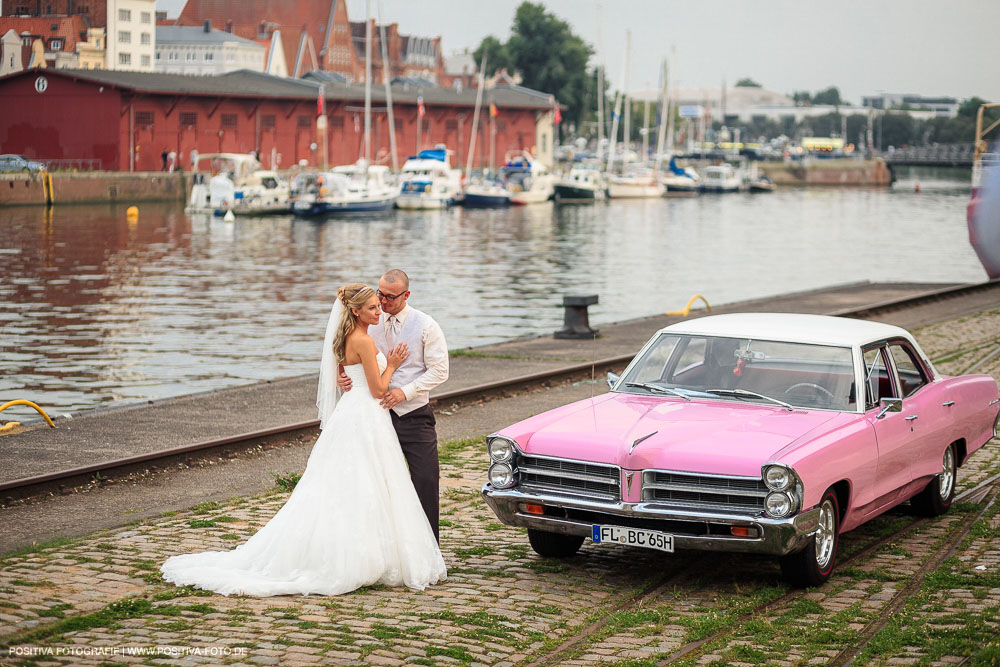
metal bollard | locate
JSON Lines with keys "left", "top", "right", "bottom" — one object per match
{"left": 554, "top": 295, "right": 599, "bottom": 339}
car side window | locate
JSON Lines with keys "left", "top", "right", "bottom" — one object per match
{"left": 863, "top": 346, "right": 895, "bottom": 410}
{"left": 670, "top": 337, "right": 707, "bottom": 379}
{"left": 888, "top": 342, "right": 928, "bottom": 398}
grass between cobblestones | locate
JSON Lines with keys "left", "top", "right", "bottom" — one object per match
{"left": 2, "top": 314, "right": 1000, "bottom": 665}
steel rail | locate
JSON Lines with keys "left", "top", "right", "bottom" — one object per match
{"left": 656, "top": 471, "right": 1000, "bottom": 666}
{"left": 3, "top": 278, "right": 1000, "bottom": 497}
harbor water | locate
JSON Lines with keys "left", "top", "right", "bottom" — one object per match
{"left": 0, "top": 167, "right": 985, "bottom": 420}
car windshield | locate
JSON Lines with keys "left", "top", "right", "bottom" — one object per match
{"left": 617, "top": 333, "right": 857, "bottom": 411}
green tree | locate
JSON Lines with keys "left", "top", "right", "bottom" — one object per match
{"left": 792, "top": 91, "right": 811, "bottom": 105}
{"left": 474, "top": 2, "right": 594, "bottom": 126}
{"left": 880, "top": 112, "right": 915, "bottom": 148}
{"left": 812, "top": 86, "right": 844, "bottom": 106}
{"left": 472, "top": 36, "right": 512, "bottom": 75}
{"left": 735, "top": 77, "right": 762, "bottom": 88}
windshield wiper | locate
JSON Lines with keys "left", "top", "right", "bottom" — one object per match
{"left": 703, "top": 388, "right": 794, "bottom": 411}
{"left": 624, "top": 382, "right": 692, "bottom": 401}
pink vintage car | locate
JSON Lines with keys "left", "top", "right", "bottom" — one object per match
{"left": 483, "top": 313, "right": 1000, "bottom": 586}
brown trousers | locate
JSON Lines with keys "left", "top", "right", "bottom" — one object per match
{"left": 390, "top": 404, "right": 440, "bottom": 541}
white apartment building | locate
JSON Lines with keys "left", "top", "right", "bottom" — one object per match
{"left": 155, "top": 23, "right": 265, "bottom": 76}
{"left": 105, "top": 0, "right": 156, "bottom": 71}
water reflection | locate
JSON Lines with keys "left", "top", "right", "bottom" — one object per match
{"left": 0, "top": 169, "right": 984, "bottom": 419}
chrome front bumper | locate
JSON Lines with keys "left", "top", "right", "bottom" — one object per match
{"left": 482, "top": 485, "right": 822, "bottom": 556}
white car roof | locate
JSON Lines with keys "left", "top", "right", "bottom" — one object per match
{"left": 661, "top": 313, "right": 912, "bottom": 348}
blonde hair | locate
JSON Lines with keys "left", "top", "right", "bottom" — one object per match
{"left": 332, "top": 283, "right": 376, "bottom": 363}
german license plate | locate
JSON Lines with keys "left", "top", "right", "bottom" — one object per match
{"left": 592, "top": 525, "right": 674, "bottom": 553}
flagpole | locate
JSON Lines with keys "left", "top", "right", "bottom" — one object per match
{"left": 416, "top": 89, "right": 423, "bottom": 153}
{"left": 363, "top": 0, "right": 372, "bottom": 169}
{"left": 377, "top": 0, "right": 398, "bottom": 173}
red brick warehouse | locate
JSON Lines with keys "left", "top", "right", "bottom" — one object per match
{"left": 0, "top": 68, "right": 560, "bottom": 171}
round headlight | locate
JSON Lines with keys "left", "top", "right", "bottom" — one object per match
{"left": 488, "top": 437, "right": 515, "bottom": 462}
{"left": 764, "top": 465, "right": 792, "bottom": 491}
{"left": 765, "top": 491, "right": 793, "bottom": 517}
{"left": 489, "top": 463, "right": 515, "bottom": 488}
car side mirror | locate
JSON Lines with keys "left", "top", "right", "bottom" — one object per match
{"left": 876, "top": 397, "right": 902, "bottom": 419}
{"left": 607, "top": 372, "right": 620, "bottom": 389}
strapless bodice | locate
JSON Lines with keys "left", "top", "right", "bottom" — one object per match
{"left": 343, "top": 352, "right": 386, "bottom": 390}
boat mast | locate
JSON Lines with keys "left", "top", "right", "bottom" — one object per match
{"left": 622, "top": 30, "right": 631, "bottom": 165}
{"left": 595, "top": 3, "right": 605, "bottom": 162}
{"left": 363, "top": 0, "right": 372, "bottom": 169}
{"left": 377, "top": 0, "right": 398, "bottom": 172}
{"left": 465, "top": 52, "right": 487, "bottom": 181}
{"left": 605, "top": 35, "right": 628, "bottom": 173}
{"left": 654, "top": 59, "right": 668, "bottom": 173}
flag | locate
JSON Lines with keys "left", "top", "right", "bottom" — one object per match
{"left": 553, "top": 105, "right": 562, "bottom": 124}
{"left": 489, "top": 101, "right": 498, "bottom": 118}
{"left": 317, "top": 84, "right": 325, "bottom": 116}
{"left": 417, "top": 94, "right": 425, "bottom": 118}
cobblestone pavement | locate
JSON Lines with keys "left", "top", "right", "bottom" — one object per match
{"left": 1, "top": 313, "right": 999, "bottom": 666}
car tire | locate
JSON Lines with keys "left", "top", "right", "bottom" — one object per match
{"left": 527, "top": 529, "right": 584, "bottom": 558}
{"left": 779, "top": 489, "right": 840, "bottom": 588}
{"left": 910, "top": 443, "right": 956, "bottom": 517}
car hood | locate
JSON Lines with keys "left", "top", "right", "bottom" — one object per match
{"left": 500, "top": 393, "right": 843, "bottom": 478}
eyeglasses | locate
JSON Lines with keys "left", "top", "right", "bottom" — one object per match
{"left": 376, "top": 289, "right": 408, "bottom": 302}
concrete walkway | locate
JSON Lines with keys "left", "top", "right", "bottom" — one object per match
{"left": 0, "top": 282, "right": 955, "bottom": 485}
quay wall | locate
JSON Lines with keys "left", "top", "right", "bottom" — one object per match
{"left": 759, "top": 159, "right": 892, "bottom": 186}
{"left": 0, "top": 172, "right": 187, "bottom": 207}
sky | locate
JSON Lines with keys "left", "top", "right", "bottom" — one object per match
{"left": 156, "top": 0, "right": 1000, "bottom": 105}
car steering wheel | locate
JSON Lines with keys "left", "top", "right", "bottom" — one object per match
{"left": 785, "top": 383, "right": 835, "bottom": 400}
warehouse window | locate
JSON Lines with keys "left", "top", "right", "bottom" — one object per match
{"left": 135, "top": 111, "right": 154, "bottom": 126}
{"left": 221, "top": 114, "right": 237, "bottom": 128}
{"left": 261, "top": 114, "right": 276, "bottom": 129}
{"left": 297, "top": 115, "right": 312, "bottom": 128}
{"left": 330, "top": 116, "right": 345, "bottom": 129}
{"left": 119, "top": 9, "right": 131, "bottom": 21}
{"left": 445, "top": 119, "right": 458, "bottom": 131}
{"left": 118, "top": 52, "right": 131, "bottom": 65}
{"left": 118, "top": 31, "right": 130, "bottom": 43}
{"left": 180, "top": 112, "right": 197, "bottom": 127}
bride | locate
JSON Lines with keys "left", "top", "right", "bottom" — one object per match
{"left": 160, "top": 283, "right": 447, "bottom": 596}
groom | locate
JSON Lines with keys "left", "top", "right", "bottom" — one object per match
{"left": 339, "top": 269, "right": 449, "bottom": 541}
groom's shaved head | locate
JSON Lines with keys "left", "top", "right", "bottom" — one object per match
{"left": 382, "top": 269, "right": 409, "bottom": 289}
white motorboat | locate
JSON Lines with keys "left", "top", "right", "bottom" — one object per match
{"left": 699, "top": 163, "right": 743, "bottom": 193}
{"left": 462, "top": 178, "right": 512, "bottom": 208}
{"left": 290, "top": 162, "right": 397, "bottom": 216}
{"left": 503, "top": 152, "right": 555, "bottom": 205}
{"left": 607, "top": 166, "right": 664, "bottom": 198}
{"left": 396, "top": 147, "right": 462, "bottom": 209}
{"left": 187, "top": 153, "right": 289, "bottom": 215}
{"left": 553, "top": 165, "right": 607, "bottom": 202}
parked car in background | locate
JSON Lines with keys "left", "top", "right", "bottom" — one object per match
{"left": 0, "top": 154, "right": 45, "bottom": 173}
{"left": 483, "top": 313, "right": 1000, "bottom": 586}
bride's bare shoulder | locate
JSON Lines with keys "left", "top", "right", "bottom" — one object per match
{"left": 343, "top": 331, "right": 376, "bottom": 364}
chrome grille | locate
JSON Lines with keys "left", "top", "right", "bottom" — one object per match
{"left": 642, "top": 470, "right": 767, "bottom": 514}
{"left": 518, "top": 454, "right": 620, "bottom": 501}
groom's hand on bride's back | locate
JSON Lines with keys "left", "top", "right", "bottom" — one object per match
{"left": 337, "top": 371, "right": 353, "bottom": 392}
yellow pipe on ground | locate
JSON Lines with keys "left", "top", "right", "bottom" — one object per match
{"left": 0, "top": 400, "right": 55, "bottom": 428}
{"left": 666, "top": 294, "right": 712, "bottom": 317}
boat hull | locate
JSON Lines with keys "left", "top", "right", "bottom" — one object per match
{"left": 292, "top": 196, "right": 396, "bottom": 216}
{"left": 462, "top": 193, "right": 511, "bottom": 208}
{"left": 553, "top": 184, "right": 603, "bottom": 201}
{"left": 607, "top": 182, "right": 663, "bottom": 198}
{"left": 396, "top": 194, "right": 454, "bottom": 210}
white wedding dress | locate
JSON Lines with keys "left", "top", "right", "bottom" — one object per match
{"left": 161, "top": 353, "right": 447, "bottom": 596}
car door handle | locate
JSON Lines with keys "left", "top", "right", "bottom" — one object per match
{"left": 941, "top": 401, "right": 955, "bottom": 407}
{"left": 905, "top": 414, "right": 919, "bottom": 421}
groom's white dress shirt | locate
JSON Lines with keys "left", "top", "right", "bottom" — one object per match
{"left": 371, "top": 304, "right": 449, "bottom": 416}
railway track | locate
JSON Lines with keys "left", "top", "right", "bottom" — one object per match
{"left": 3, "top": 278, "right": 999, "bottom": 499}
{"left": 520, "top": 472, "right": 1000, "bottom": 667}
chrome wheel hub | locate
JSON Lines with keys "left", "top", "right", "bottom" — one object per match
{"left": 814, "top": 498, "right": 836, "bottom": 569}
{"left": 939, "top": 447, "right": 955, "bottom": 500}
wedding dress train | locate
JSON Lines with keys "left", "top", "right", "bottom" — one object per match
{"left": 160, "top": 353, "right": 447, "bottom": 596}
